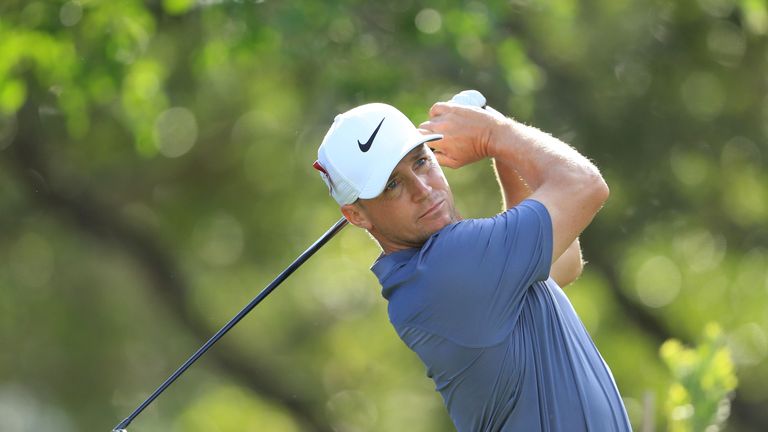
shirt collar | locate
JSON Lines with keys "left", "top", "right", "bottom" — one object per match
{"left": 371, "top": 247, "right": 417, "bottom": 287}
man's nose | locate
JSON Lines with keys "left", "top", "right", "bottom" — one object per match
{"left": 410, "top": 174, "right": 432, "bottom": 201}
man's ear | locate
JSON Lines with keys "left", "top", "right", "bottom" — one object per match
{"left": 341, "top": 202, "right": 373, "bottom": 230}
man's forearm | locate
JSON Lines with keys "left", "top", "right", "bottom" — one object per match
{"left": 550, "top": 239, "right": 583, "bottom": 286}
{"left": 493, "top": 158, "right": 531, "bottom": 210}
{"left": 486, "top": 120, "right": 599, "bottom": 192}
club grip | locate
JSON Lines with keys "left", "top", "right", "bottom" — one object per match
{"left": 448, "top": 89, "right": 505, "bottom": 119}
{"left": 449, "top": 89, "right": 487, "bottom": 108}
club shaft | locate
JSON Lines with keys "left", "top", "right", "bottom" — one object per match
{"left": 113, "top": 217, "right": 348, "bottom": 431}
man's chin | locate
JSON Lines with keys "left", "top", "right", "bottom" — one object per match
{"left": 421, "top": 215, "right": 453, "bottom": 237}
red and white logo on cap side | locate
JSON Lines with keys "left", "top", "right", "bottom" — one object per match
{"left": 313, "top": 160, "right": 333, "bottom": 193}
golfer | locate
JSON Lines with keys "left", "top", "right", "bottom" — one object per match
{"left": 313, "top": 94, "right": 632, "bottom": 431}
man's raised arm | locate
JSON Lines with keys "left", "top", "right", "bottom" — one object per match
{"left": 420, "top": 103, "right": 609, "bottom": 265}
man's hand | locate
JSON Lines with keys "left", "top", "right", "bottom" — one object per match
{"left": 419, "top": 102, "right": 504, "bottom": 169}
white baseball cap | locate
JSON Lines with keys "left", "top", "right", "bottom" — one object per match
{"left": 313, "top": 103, "right": 443, "bottom": 205}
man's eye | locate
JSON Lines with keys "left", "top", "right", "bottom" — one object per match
{"left": 386, "top": 179, "right": 399, "bottom": 191}
{"left": 416, "top": 156, "right": 432, "bottom": 168}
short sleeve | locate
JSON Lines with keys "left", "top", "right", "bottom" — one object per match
{"left": 416, "top": 199, "right": 553, "bottom": 346}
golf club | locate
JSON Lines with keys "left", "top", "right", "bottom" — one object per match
{"left": 112, "top": 216, "right": 348, "bottom": 432}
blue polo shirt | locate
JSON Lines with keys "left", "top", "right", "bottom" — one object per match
{"left": 371, "top": 199, "right": 631, "bottom": 431}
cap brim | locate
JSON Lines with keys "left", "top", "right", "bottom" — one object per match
{"left": 357, "top": 133, "right": 443, "bottom": 200}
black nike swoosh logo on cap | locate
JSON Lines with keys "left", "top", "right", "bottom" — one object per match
{"left": 358, "top": 117, "right": 385, "bottom": 152}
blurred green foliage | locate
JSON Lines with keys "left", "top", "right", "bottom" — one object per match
{"left": 0, "top": 0, "right": 767, "bottom": 431}
{"left": 661, "top": 323, "right": 738, "bottom": 431}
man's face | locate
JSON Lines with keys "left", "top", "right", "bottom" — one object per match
{"left": 349, "top": 144, "right": 459, "bottom": 253}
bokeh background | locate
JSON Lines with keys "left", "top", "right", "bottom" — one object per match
{"left": 1, "top": 0, "right": 767, "bottom": 431}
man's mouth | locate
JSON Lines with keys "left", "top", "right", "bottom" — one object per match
{"left": 419, "top": 200, "right": 445, "bottom": 219}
